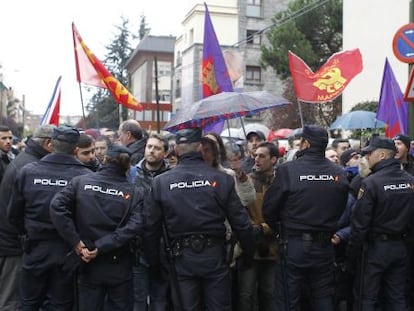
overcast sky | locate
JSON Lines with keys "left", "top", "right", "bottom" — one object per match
{"left": 0, "top": 0, "right": 188, "bottom": 116}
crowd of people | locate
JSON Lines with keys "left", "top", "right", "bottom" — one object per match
{"left": 0, "top": 120, "right": 414, "bottom": 311}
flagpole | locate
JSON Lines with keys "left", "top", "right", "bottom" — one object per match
{"left": 77, "top": 82, "right": 87, "bottom": 128}
{"left": 297, "top": 99, "right": 304, "bottom": 127}
{"left": 409, "top": 0, "right": 414, "bottom": 137}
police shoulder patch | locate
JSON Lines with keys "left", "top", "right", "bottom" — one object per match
{"left": 357, "top": 187, "right": 365, "bottom": 200}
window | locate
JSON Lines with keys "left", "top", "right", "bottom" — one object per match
{"left": 246, "top": 66, "right": 261, "bottom": 83}
{"left": 144, "top": 110, "right": 152, "bottom": 121}
{"left": 246, "top": 30, "right": 261, "bottom": 45}
{"left": 246, "top": 0, "right": 262, "bottom": 17}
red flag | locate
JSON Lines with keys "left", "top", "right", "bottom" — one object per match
{"left": 289, "top": 49, "right": 363, "bottom": 103}
{"left": 72, "top": 23, "right": 142, "bottom": 111}
{"left": 41, "top": 76, "right": 61, "bottom": 126}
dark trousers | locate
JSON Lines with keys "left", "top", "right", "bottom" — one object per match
{"left": 20, "top": 266, "right": 74, "bottom": 311}
{"left": 19, "top": 240, "right": 73, "bottom": 311}
{"left": 0, "top": 255, "right": 22, "bottom": 310}
{"left": 133, "top": 264, "right": 149, "bottom": 311}
{"left": 354, "top": 240, "right": 409, "bottom": 311}
{"left": 174, "top": 244, "right": 231, "bottom": 311}
{"left": 276, "top": 238, "right": 336, "bottom": 311}
{"left": 237, "top": 259, "right": 276, "bottom": 311}
{"left": 78, "top": 277, "right": 133, "bottom": 311}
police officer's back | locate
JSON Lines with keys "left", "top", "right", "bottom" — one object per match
{"left": 346, "top": 137, "right": 414, "bottom": 310}
{"left": 7, "top": 126, "right": 92, "bottom": 310}
{"left": 263, "top": 125, "right": 349, "bottom": 310}
{"left": 144, "top": 128, "right": 255, "bottom": 311}
{"left": 50, "top": 144, "right": 144, "bottom": 311}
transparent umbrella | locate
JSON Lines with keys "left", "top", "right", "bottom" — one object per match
{"left": 164, "top": 91, "right": 290, "bottom": 132}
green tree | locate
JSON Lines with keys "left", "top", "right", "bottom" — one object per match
{"left": 350, "top": 100, "right": 378, "bottom": 112}
{"left": 86, "top": 16, "right": 134, "bottom": 129}
{"left": 260, "top": 0, "right": 343, "bottom": 128}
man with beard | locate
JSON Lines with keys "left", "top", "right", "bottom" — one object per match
{"left": 132, "top": 133, "right": 170, "bottom": 311}
{"left": 392, "top": 134, "right": 414, "bottom": 175}
{"left": 75, "top": 133, "right": 100, "bottom": 171}
{"left": 238, "top": 141, "right": 279, "bottom": 311}
{"left": 241, "top": 131, "right": 266, "bottom": 174}
{"left": 0, "top": 125, "right": 13, "bottom": 183}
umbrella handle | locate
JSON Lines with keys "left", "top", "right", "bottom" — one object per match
{"left": 239, "top": 117, "right": 247, "bottom": 138}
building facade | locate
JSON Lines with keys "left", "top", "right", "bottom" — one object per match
{"left": 125, "top": 35, "right": 175, "bottom": 131}
{"left": 172, "top": 0, "right": 290, "bottom": 127}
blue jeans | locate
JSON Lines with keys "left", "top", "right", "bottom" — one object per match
{"left": 133, "top": 263, "right": 149, "bottom": 311}
{"left": 237, "top": 260, "right": 276, "bottom": 311}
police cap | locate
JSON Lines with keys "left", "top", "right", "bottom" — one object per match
{"left": 361, "top": 136, "right": 397, "bottom": 155}
{"left": 106, "top": 144, "right": 131, "bottom": 158}
{"left": 52, "top": 126, "right": 80, "bottom": 143}
{"left": 300, "top": 125, "right": 328, "bottom": 148}
{"left": 175, "top": 128, "right": 202, "bottom": 144}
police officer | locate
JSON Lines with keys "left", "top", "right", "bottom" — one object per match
{"left": 144, "top": 128, "right": 255, "bottom": 311}
{"left": 50, "top": 144, "right": 144, "bottom": 311}
{"left": 262, "top": 125, "right": 349, "bottom": 310}
{"left": 346, "top": 136, "right": 414, "bottom": 310}
{"left": 7, "top": 126, "right": 92, "bottom": 310}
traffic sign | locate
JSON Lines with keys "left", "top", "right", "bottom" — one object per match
{"left": 393, "top": 23, "right": 414, "bottom": 63}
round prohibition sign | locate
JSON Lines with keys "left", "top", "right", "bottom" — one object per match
{"left": 393, "top": 23, "right": 414, "bottom": 63}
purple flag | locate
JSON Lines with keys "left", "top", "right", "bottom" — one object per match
{"left": 202, "top": 2, "right": 233, "bottom": 134}
{"left": 376, "top": 58, "right": 408, "bottom": 137}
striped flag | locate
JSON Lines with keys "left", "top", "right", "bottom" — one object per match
{"left": 40, "top": 76, "right": 61, "bottom": 126}
{"left": 72, "top": 22, "right": 142, "bottom": 111}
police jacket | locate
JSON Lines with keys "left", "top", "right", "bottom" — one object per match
{"left": 7, "top": 153, "right": 92, "bottom": 240}
{"left": 144, "top": 151, "right": 255, "bottom": 264}
{"left": 263, "top": 147, "right": 349, "bottom": 233}
{"left": 0, "top": 139, "right": 49, "bottom": 256}
{"left": 50, "top": 163, "right": 144, "bottom": 252}
{"left": 347, "top": 159, "right": 414, "bottom": 256}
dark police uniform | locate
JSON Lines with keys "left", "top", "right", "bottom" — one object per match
{"left": 346, "top": 137, "right": 414, "bottom": 310}
{"left": 7, "top": 127, "right": 91, "bottom": 310}
{"left": 144, "top": 128, "right": 255, "bottom": 311}
{"left": 50, "top": 144, "right": 144, "bottom": 311}
{"left": 263, "top": 125, "right": 349, "bottom": 310}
